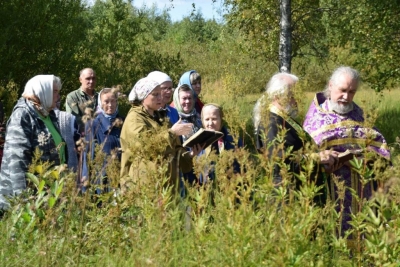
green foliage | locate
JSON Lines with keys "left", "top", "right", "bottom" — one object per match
{"left": 166, "top": 12, "right": 221, "bottom": 44}
{"left": 0, "top": 81, "right": 19, "bottom": 119}
{"left": 2, "top": 1, "right": 400, "bottom": 265}
{"left": 223, "top": 0, "right": 400, "bottom": 91}
{"left": 82, "top": 0, "right": 187, "bottom": 97}
{"left": 0, "top": 0, "right": 86, "bottom": 93}
{"left": 2, "top": 114, "right": 400, "bottom": 265}
{"left": 84, "top": 0, "right": 145, "bottom": 88}
{"left": 134, "top": 4, "right": 172, "bottom": 42}
{"left": 7, "top": 149, "right": 75, "bottom": 240}
{"left": 321, "top": 0, "right": 400, "bottom": 91}
{"left": 1, "top": 88, "right": 400, "bottom": 265}
{"left": 223, "top": 0, "right": 328, "bottom": 69}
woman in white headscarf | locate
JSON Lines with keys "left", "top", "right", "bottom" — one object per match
{"left": 0, "top": 75, "right": 65, "bottom": 210}
{"left": 147, "top": 71, "right": 180, "bottom": 125}
{"left": 120, "top": 77, "right": 201, "bottom": 194}
{"left": 81, "top": 87, "right": 124, "bottom": 193}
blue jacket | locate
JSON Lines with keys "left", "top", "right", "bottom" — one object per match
{"left": 82, "top": 112, "right": 123, "bottom": 192}
{"left": 182, "top": 126, "right": 242, "bottom": 186}
{"left": 198, "top": 126, "right": 242, "bottom": 183}
{"left": 166, "top": 106, "right": 179, "bottom": 125}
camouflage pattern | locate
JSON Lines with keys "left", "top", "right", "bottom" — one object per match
{"left": 0, "top": 97, "right": 64, "bottom": 209}
{"left": 0, "top": 100, "right": 5, "bottom": 167}
{"left": 65, "top": 88, "right": 98, "bottom": 132}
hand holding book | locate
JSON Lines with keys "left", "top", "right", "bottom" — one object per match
{"left": 170, "top": 118, "right": 194, "bottom": 136}
{"left": 337, "top": 150, "right": 358, "bottom": 164}
{"left": 189, "top": 143, "right": 204, "bottom": 158}
{"left": 323, "top": 149, "right": 362, "bottom": 173}
{"left": 182, "top": 128, "right": 224, "bottom": 149}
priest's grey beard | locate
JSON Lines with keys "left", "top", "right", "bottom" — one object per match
{"left": 330, "top": 99, "right": 354, "bottom": 114}
{"left": 284, "top": 104, "right": 298, "bottom": 118}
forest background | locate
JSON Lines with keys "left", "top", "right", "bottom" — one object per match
{"left": 1, "top": 0, "right": 400, "bottom": 143}
{"left": 1, "top": 0, "right": 400, "bottom": 266}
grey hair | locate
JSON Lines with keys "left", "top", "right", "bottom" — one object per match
{"left": 266, "top": 72, "right": 299, "bottom": 99}
{"left": 54, "top": 76, "right": 62, "bottom": 90}
{"left": 324, "top": 66, "right": 360, "bottom": 98}
{"left": 190, "top": 72, "right": 201, "bottom": 84}
{"left": 253, "top": 96, "right": 265, "bottom": 130}
{"left": 79, "top": 68, "right": 96, "bottom": 77}
{"left": 253, "top": 72, "right": 299, "bottom": 129}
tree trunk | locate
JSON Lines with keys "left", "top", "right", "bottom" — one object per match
{"left": 279, "top": 0, "right": 292, "bottom": 73}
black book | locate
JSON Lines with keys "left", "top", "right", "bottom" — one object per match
{"left": 182, "top": 128, "right": 224, "bottom": 149}
{"left": 337, "top": 150, "right": 362, "bottom": 164}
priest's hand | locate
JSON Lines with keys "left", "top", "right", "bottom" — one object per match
{"left": 320, "top": 150, "right": 342, "bottom": 173}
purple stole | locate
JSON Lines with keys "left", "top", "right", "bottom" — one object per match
{"left": 303, "top": 93, "right": 389, "bottom": 158}
{"left": 303, "top": 92, "right": 390, "bottom": 233}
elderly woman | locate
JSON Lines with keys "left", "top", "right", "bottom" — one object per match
{"left": 254, "top": 72, "right": 339, "bottom": 200}
{"left": 172, "top": 84, "right": 203, "bottom": 142}
{"left": 171, "top": 70, "right": 204, "bottom": 113}
{"left": 172, "top": 84, "right": 204, "bottom": 185}
{"left": 54, "top": 99, "right": 79, "bottom": 172}
{"left": 147, "top": 71, "right": 180, "bottom": 125}
{"left": 0, "top": 75, "right": 64, "bottom": 209}
{"left": 198, "top": 103, "right": 242, "bottom": 183}
{"left": 82, "top": 87, "right": 124, "bottom": 192}
{"left": 121, "top": 77, "right": 201, "bottom": 194}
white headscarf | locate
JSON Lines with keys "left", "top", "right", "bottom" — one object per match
{"left": 96, "top": 88, "right": 119, "bottom": 120}
{"left": 22, "top": 75, "right": 56, "bottom": 116}
{"left": 128, "top": 77, "right": 159, "bottom": 102}
{"left": 147, "top": 71, "right": 172, "bottom": 85}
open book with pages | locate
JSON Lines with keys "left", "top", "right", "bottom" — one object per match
{"left": 182, "top": 128, "right": 224, "bottom": 149}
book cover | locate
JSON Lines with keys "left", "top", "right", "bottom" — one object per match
{"left": 182, "top": 128, "right": 224, "bottom": 149}
{"left": 337, "top": 150, "right": 362, "bottom": 164}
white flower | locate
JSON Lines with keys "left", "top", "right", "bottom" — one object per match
{"left": 38, "top": 131, "right": 51, "bottom": 146}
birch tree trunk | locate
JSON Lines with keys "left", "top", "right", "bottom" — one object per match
{"left": 279, "top": 0, "right": 292, "bottom": 73}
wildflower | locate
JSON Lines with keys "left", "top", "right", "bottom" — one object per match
{"left": 113, "top": 118, "right": 123, "bottom": 128}
{"left": 110, "top": 149, "right": 118, "bottom": 160}
{"left": 84, "top": 107, "right": 93, "bottom": 116}
{"left": 57, "top": 164, "right": 67, "bottom": 173}
{"left": 38, "top": 131, "right": 51, "bottom": 146}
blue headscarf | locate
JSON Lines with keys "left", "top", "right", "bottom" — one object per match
{"left": 178, "top": 70, "right": 198, "bottom": 98}
{"left": 96, "top": 88, "right": 119, "bottom": 120}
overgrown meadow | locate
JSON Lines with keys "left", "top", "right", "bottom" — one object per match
{"left": 1, "top": 81, "right": 400, "bottom": 267}
{"left": 2, "top": 0, "right": 400, "bottom": 265}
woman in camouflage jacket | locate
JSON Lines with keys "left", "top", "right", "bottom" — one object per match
{"left": 0, "top": 75, "right": 65, "bottom": 210}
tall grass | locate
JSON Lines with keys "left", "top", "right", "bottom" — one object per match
{"left": 1, "top": 82, "right": 400, "bottom": 266}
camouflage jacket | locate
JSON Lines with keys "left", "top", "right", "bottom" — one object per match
{"left": 65, "top": 88, "right": 98, "bottom": 133}
{"left": 0, "top": 97, "right": 64, "bottom": 209}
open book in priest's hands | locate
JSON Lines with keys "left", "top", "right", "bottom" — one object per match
{"left": 182, "top": 128, "right": 224, "bottom": 149}
{"left": 337, "top": 149, "right": 363, "bottom": 164}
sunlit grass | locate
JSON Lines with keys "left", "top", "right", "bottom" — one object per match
{"left": 0, "top": 80, "right": 399, "bottom": 266}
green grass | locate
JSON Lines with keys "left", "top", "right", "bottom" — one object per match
{"left": 1, "top": 85, "right": 400, "bottom": 266}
